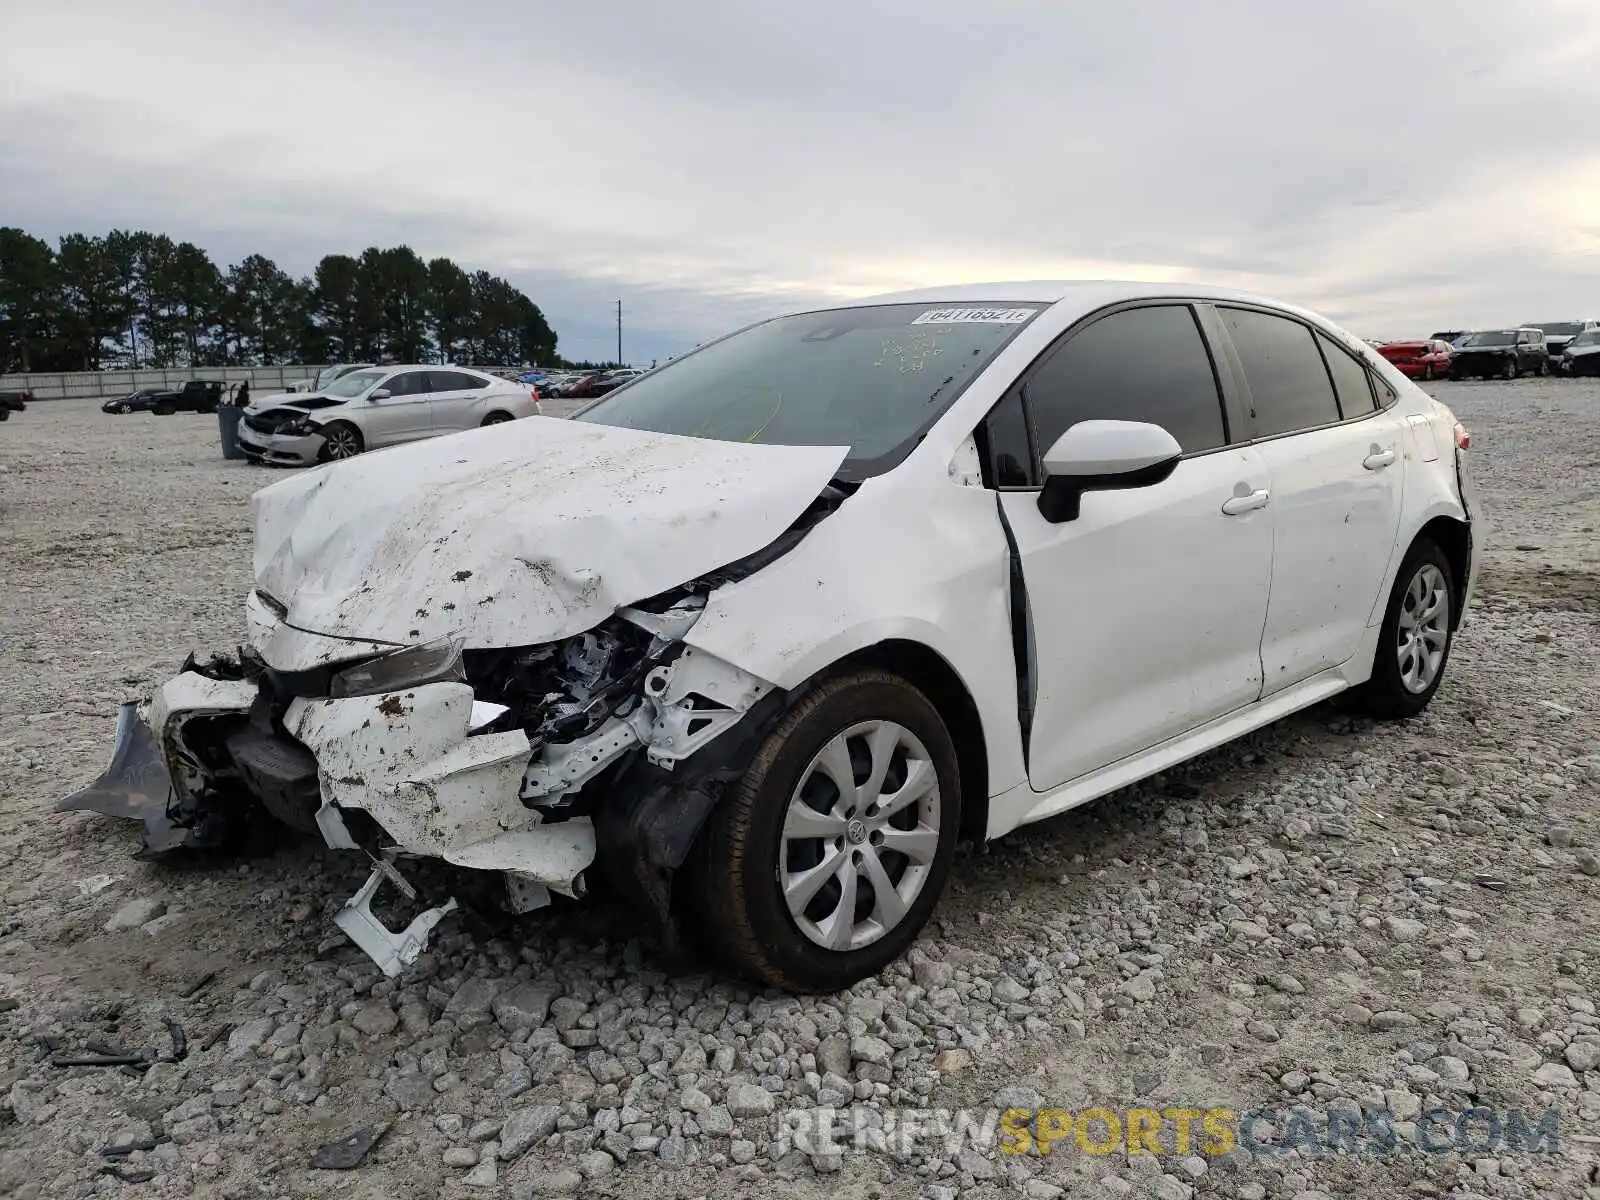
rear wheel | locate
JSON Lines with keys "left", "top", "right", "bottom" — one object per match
{"left": 317, "top": 421, "right": 364, "bottom": 462}
{"left": 1422, "top": 365, "right": 1434, "bottom": 381}
{"left": 481, "top": 411, "right": 513, "bottom": 425}
{"left": 1538, "top": 359, "right": 1549, "bottom": 377}
{"left": 153, "top": 401, "right": 176, "bottom": 415}
{"left": 1355, "top": 539, "right": 1455, "bottom": 719}
{"left": 684, "top": 670, "right": 961, "bottom": 992}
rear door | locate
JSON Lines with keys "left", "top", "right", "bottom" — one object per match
{"left": 363, "top": 369, "right": 433, "bottom": 444}
{"left": 1213, "top": 306, "right": 1405, "bottom": 693}
{"left": 425, "top": 370, "right": 492, "bottom": 432}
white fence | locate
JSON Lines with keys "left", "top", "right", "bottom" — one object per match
{"left": 1, "top": 365, "right": 526, "bottom": 401}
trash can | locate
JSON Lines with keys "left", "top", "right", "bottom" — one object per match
{"left": 217, "top": 404, "right": 246, "bottom": 460}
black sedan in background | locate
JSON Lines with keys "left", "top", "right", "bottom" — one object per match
{"left": 102, "top": 389, "right": 164, "bottom": 414}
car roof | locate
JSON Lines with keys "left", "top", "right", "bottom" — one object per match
{"left": 835, "top": 279, "right": 1337, "bottom": 326}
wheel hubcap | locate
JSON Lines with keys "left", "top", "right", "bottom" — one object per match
{"left": 1397, "top": 563, "right": 1449, "bottom": 694}
{"left": 328, "top": 430, "right": 357, "bottom": 458}
{"left": 779, "top": 720, "right": 940, "bottom": 952}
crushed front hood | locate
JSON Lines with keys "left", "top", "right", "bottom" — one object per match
{"left": 251, "top": 416, "right": 847, "bottom": 656}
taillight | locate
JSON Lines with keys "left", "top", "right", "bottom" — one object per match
{"left": 1453, "top": 422, "right": 1470, "bottom": 451}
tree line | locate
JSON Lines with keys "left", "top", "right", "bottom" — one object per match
{"left": 0, "top": 227, "right": 559, "bottom": 373}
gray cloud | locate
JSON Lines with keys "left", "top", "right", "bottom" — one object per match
{"left": 4, "top": 0, "right": 1599, "bottom": 361}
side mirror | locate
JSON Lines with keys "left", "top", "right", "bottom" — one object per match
{"left": 369, "top": 388, "right": 391, "bottom": 401}
{"left": 1038, "top": 420, "right": 1182, "bottom": 523}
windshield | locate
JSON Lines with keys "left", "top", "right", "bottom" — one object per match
{"left": 1531, "top": 323, "right": 1581, "bottom": 337}
{"left": 1464, "top": 331, "right": 1515, "bottom": 347}
{"left": 324, "top": 369, "right": 387, "bottom": 398}
{"left": 573, "top": 302, "right": 1044, "bottom": 476}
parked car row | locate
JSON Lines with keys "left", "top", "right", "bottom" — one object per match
{"left": 1376, "top": 319, "right": 1599, "bottom": 380}
{"left": 532, "top": 367, "right": 647, "bottom": 399}
{"left": 101, "top": 380, "right": 227, "bottom": 414}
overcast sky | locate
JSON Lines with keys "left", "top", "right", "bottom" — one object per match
{"left": 4, "top": 0, "right": 1599, "bottom": 363}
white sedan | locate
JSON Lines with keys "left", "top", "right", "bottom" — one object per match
{"left": 68, "top": 281, "right": 1478, "bottom": 992}
{"left": 237, "top": 364, "right": 541, "bottom": 465}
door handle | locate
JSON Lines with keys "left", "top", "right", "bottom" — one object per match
{"left": 1220, "top": 488, "right": 1270, "bottom": 516}
{"left": 1363, "top": 447, "right": 1397, "bottom": 470}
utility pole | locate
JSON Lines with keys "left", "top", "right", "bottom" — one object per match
{"left": 616, "top": 300, "right": 623, "bottom": 367}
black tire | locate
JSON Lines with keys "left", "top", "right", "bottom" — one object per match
{"left": 1422, "top": 365, "right": 1434, "bottom": 381}
{"left": 317, "top": 421, "right": 364, "bottom": 462}
{"left": 683, "top": 669, "right": 961, "bottom": 992}
{"left": 1501, "top": 359, "right": 1517, "bottom": 381}
{"left": 481, "top": 411, "right": 514, "bottom": 425}
{"left": 153, "top": 401, "right": 176, "bottom": 416}
{"left": 1354, "top": 539, "right": 1456, "bottom": 720}
{"left": 1538, "top": 359, "right": 1549, "bottom": 377}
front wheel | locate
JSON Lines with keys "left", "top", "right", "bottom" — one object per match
{"left": 1538, "top": 359, "right": 1549, "bottom": 377}
{"left": 1502, "top": 359, "right": 1518, "bottom": 380}
{"left": 1355, "top": 540, "right": 1455, "bottom": 719}
{"left": 684, "top": 670, "right": 961, "bottom": 992}
{"left": 317, "top": 421, "right": 364, "bottom": 462}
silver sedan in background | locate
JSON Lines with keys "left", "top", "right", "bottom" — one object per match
{"left": 238, "top": 365, "right": 542, "bottom": 465}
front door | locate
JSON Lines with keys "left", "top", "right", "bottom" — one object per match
{"left": 989, "top": 303, "right": 1274, "bottom": 792}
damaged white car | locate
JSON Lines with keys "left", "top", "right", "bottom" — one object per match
{"left": 66, "top": 282, "right": 1480, "bottom": 992}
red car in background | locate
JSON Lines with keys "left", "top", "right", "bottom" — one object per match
{"left": 1377, "top": 339, "right": 1453, "bottom": 380}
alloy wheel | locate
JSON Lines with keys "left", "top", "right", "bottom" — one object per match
{"left": 1397, "top": 563, "right": 1449, "bottom": 694}
{"left": 779, "top": 720, "right": 941, "bottom": 951}
{"left": 324, "top": 426, "right": 361, "bottom": 459}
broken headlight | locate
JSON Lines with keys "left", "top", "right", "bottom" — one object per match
{"left": 281, "top": 417, "right": 319, "bottom": 436}
{"left": 330, "top": 636, "right": 467, "bottom": 699}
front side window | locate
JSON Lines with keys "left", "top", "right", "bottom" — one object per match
{"left": 1221, "top": 307, "right": 1341, "bottom": 437}
{"left": 325, "top": 369, "right": 388, "bottom": 398}
{"left": 574, "top": 302, "right": 1044, "bottom": 479}
{"left": 1022, "top": 304, "right": 1227, "bottom": 460}
{"left": 1316, "top": 332, "right": 1376, "bottom": 419}
{"left": 381, "top": 371, "right": 428, "bottom": 397}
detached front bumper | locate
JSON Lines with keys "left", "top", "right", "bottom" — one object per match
{"left": 63, "top": 624, "right": 777, "bottom": 975}
{"left": 63, "top": 671, "right": 593, "bottom": 975}
{"left": 238, "top": 425, "right": 324, "bottom": 465}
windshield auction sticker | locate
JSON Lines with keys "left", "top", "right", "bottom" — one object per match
{"left": 911, "top": 307, "right": 1035, "bottom": 325}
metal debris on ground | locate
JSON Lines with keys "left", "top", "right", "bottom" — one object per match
{"left": 308, "top": 1122, "right": 391, "bottom": 1170}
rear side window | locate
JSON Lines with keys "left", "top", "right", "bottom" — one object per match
{"left": 428, "top": 371, "right": 487, "bottom": 391}
{"left": 1023, "top": 305, "right": 1227, "bottom": 459}
{"left": 1221, "top": 307, "right": 1342, "bottom": 437}
{"left": 1316, "top": 332, "right": 1376, "bottom": 418}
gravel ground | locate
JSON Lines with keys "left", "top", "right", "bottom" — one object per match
{"left": 1, "top": 383, "right": 1597, "bottom": 1200}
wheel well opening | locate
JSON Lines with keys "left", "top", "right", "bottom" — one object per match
{"left": 483, "top": 410, "right": 513, "bottom": 424}
{"left": 1417, "top": 515, "right": 1470, "bottom": 629}
{"left": 830, "top": 640, "right": 990, "bottom": 845}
